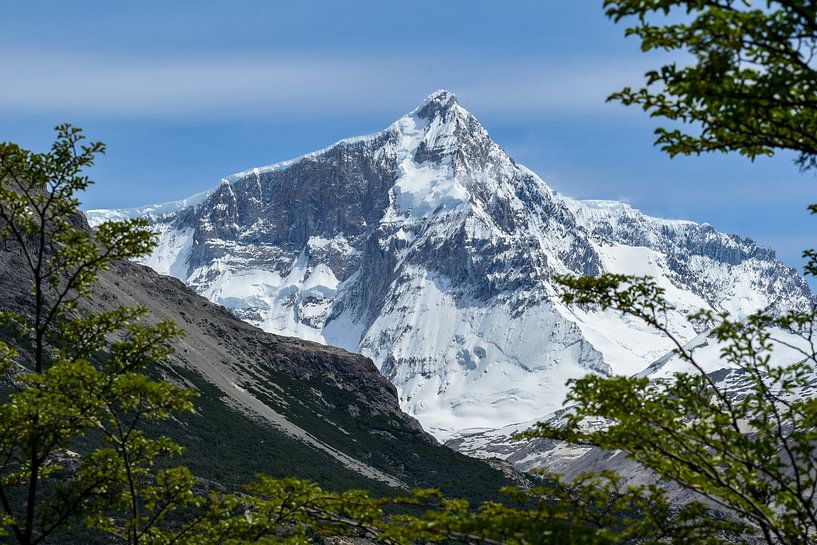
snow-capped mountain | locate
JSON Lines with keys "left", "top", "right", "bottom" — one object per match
{"left": 87, "top": 90, "right": 812, "bottom": 440}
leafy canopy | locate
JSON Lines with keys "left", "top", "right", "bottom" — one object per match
{"left": 535, "top": 274, "right": 817, "bottom": 545}
{"left": 605, "top": 0, "right": 817, "bottom": 169}
{"left": 0, "top": 124, "right": 202, "bottom": 545}
{"left": 523, "top": 2, "right": 817, "bottom": 545}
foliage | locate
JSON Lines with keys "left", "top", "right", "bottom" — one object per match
{"left": 380, "top": 473, "right": 735, "bottom": 545}
{"left": 517, "top": 4, "right": 817, "bottom": 544}
{"left": 604, "top": 0, "right": 817, "bottom": 169}
{"left": 168, "top": 475, "right": 734, "bottom": 545}
{"left": 531, "top": 273, "right": 817, "bottom": 544}
{"left": 0, "top": 125, "right": 204, "bottom": 544}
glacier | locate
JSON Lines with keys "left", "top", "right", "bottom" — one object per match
{"left": 87, "top": 90, "right": 813, "bottom": 440}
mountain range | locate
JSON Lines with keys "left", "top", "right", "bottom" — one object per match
{"left": 88, "top": 89, "right": 813, "bottom": 443}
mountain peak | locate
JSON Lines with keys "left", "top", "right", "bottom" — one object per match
{"left": 421, "top": 89, "right": 458, "bottom": 106}
{"left": 392, "top": 89, "right": 492, "bottom": 169}
{"left": 413, "top": 89, "right": 461, "bottom": 120}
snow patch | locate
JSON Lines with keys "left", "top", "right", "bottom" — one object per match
{"left": 390, "top": 114, "right": 469, "bottom": 219}
{"left": 140, "top": 225, "right": 194, "bottom": 280}
{"left": 85, "top": 189, "right": 212, "bottom": 227}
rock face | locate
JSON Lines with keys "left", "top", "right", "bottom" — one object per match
{"left": 88, "top": 90, "right": 813, "bottom": 440}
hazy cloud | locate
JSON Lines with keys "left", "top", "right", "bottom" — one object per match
{"left": 0, "top": 51, "right": 650, "bottom": 120}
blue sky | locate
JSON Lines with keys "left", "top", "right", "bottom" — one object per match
{"left": 2, "top": 0, "right": 815, "bottom": 275}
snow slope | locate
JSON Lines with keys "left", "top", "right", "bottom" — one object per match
{"left": 446, "top": 323, "right": 817, "bottom": 472}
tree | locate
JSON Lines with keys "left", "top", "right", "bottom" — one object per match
{"left": 535, "top": 277, "right": 817, "bottom": 544}
{"left": 193, "top": 473, "right": 733, "bottom": 545}
{"left": 523, "top": 2, "right": 817, "bottom": 545}
{"left": 605, "top": 0, "right": 817, "bottom": 170}
{"left": 0, "top": 125, "right": 205, "bottom": 544}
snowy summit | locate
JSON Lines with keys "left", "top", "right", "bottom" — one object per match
{"left": 87, "top": 90, "right": 812, "bottom": 439}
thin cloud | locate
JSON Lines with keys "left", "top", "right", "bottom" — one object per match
{"left": 0, "top": 51, "right": 652, "bottom": 120}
